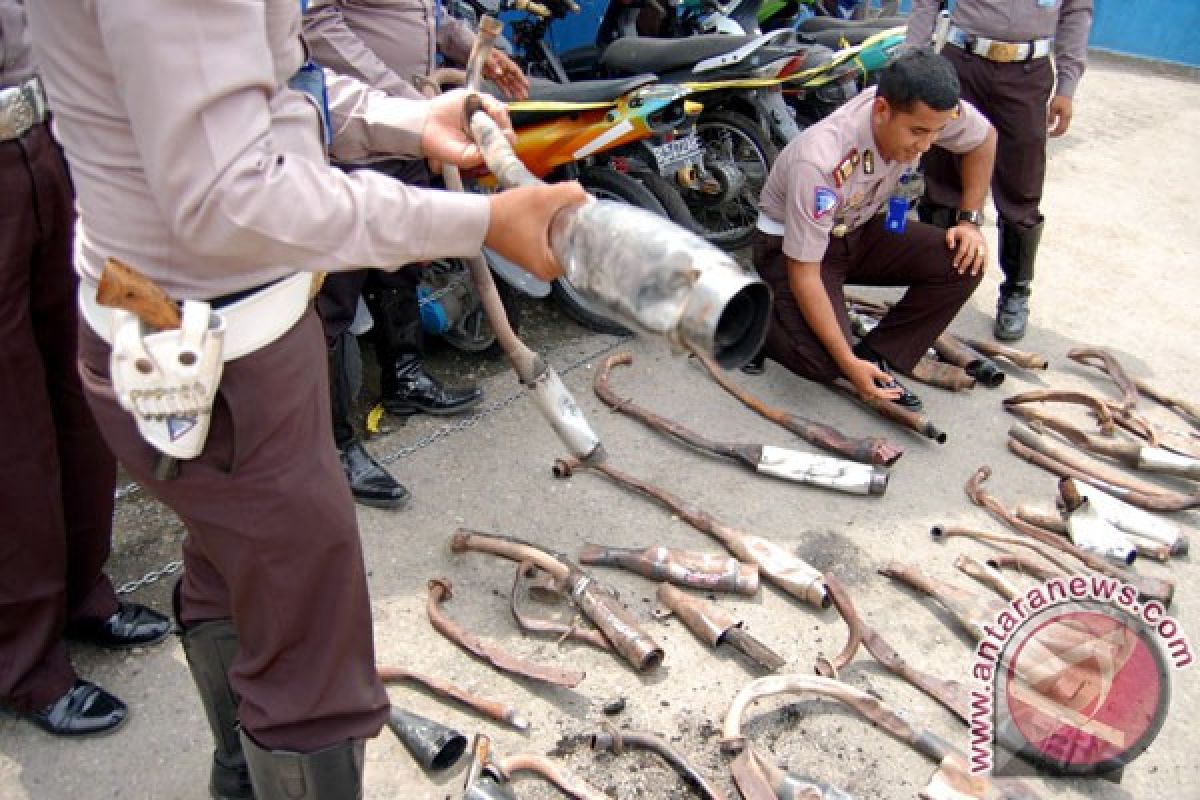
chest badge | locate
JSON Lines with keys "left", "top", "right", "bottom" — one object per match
{"left": 831, "top": 148, "right": 859, "bottom": 188}
{"left": 863, "top": 149, "right": 874, "bottom": 175}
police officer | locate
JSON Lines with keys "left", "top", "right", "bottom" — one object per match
{"left": 907, "top": 0, "right": 1094, "bottom": 341}
{"left": 302, "top": 0, "right": 531, "bottom": 511}
{"left": 0, "top": 0, "right": 170, "bottom": 738}
{"left": 753, "top": 48, "right": 996, "bottom": 409}
{"left": 27, "top": 0, "right": 584, "bottom": 796}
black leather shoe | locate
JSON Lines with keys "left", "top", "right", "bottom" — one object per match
{"left": 853, "top": 342, "right": 924, "bottom": 411}
{"left": 740, "top": 350, "right": 767, "bottom": 375}
{"left": 26, "top": 680, "right": 127, "bottom": 736}
{"left": 66, "top": 602, "right": 171, "bottom": 649}
{"left": 381, "top": 358, "right": 484, "bottom": 417}
{"left": 340, "top": 440, "right": 411, "bottom": 510}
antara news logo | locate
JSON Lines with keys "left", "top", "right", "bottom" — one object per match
{"left": 969, "top": 574, "right": 1192, "bottom": 778}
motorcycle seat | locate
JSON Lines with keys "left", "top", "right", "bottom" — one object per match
{"left": 799, "top": 27, "right": 892, "bottom": 48}
{"left": 601, "top": 34, "right": 763, "bottom": 76}
{"left": 798, "top": 16, "right": 907, "bottom": 32}
{"left": 522, "top": 74, "right": 658, "bottom": 104}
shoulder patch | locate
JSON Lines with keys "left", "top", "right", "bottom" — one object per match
{"left": 831, "top": 147, "right": 859, "bottom": 188}
{"left": 813, "top": 186, "right": 839, "bottom": 220}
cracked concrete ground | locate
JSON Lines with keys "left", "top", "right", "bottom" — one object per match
{"left": 1, "top": 51, "right": 1197, "bottom": 799}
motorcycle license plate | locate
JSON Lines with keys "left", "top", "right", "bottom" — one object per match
{"left": 650, "top": 134, "right": 705, "bottom": 175}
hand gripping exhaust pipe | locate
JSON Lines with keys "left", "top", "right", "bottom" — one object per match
{"left": 466, "top": 19, "right": 770, "bottom": 370}
{"left": 386, "top": 706, "right": 469, "bottom": 771}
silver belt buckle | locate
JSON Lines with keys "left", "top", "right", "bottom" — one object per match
{"left": 0, "top": 78, "right": 44, "bottom": 141}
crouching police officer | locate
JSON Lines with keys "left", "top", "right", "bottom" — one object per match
{"left": 27, "top": 0, "right": 585, "bottom": 796}
{"left": 751, "top": 48, "right": 996, "bottom": 410}
{"left": 907, "top": 0, "right": 1094, "bottom": 341}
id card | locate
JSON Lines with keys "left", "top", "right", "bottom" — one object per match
{"left": 884, "top": 196, "right": 908, "bottom": 234}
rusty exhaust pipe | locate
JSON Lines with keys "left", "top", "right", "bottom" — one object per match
{"left": 591, "top": 724, "right": 728, "bottom": 800}
{"left": 961, "top": 338, "right": 1048, "bottom": 370}
{"left": 909, "top": 356, "right": 977, "bottom": 391}
{"left": 692, "top": 349, "right": 903, "bottom": 466}
{"left": 491, "top": 753, "right": 610, "bottom": 800}
{"left": 450, "top": 530, "right": 665, "bottom": 671}
{"left": 578, "top": 543, "right": 760, "bottom": 596}
{"left": 721, "top": 675, "right": 1042, "bottom": 800}
{"left": 831, "top": 378, "right": 947, "bottom": 443}
{"left": 377, "top": 665, "right": 531, "bottom": 733}
{"left": 964, "top": 467, "right": 1175, "bottom": 606}
{"left": 554, "top": 457, "right": 829, "bottom": 609}
{"left": 426, "top": 578, "right": 586, "bottom": 688}
{"left": 934, "top": 333, "right": 1006, "bottom": 388}
{"left": 597, "top": 353, "right": 889, "bottom": 494}
{"left": 817, "top": 574, "right": 971, "bottom": 723}
{"left": 656, "top": 583, "right": 787, "bottom": 671}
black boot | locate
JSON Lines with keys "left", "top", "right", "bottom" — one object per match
{"left": 176, "top": 580, "right": 255, "bottom": 800}
{"left": 241, "top": 731, "right": 365, "bottom": 800}
{"left": 366, "top": 286, "right": 483, "bottom": 417}
{"left": 916, "top": 200, "right": 956, "bottom": 230}
{"left": 994, "top": 219, "right": 1043, "bottom": 342}
{"left": 328, "top": 333, "right": 410, "bottom": 510}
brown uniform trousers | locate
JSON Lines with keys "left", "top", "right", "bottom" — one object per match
{"left": 0, "top": 123, "right": 121, "bottom": 713}
{"left": 756, "top": 216, "right": 984, "bottom": 381}
{"left": 77, "top": 309, "right": 390, "bottom": 751}
{"left": 922, "top": 47, "right": 1054, "bottom": 230}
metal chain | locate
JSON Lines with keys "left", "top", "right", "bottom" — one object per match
{"left": 111, "top": 332, "right": 631, "bottom": 592}
{"left": 115, "top": 559, "right": 183, "bottom": 595}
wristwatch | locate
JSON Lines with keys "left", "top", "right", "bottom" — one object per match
{"left": 957, "top": 209, "right": 984, "bottom": 226}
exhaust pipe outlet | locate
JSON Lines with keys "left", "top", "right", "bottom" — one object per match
{"left": 550, "top": 199, "right": 770, "bottom": 370}
{"left": 386, "top": 706, "right": 468, "bottom": 771}
{"left": 1074, "top": 482, "right": 1188, "bottom": 555}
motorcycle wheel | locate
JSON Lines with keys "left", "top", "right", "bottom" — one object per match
{"left": 630, "top": 168, "right": 705, "bottom": 237}
{"left": 549, "top": 166, "right": 668, "bottom": 335}
{"left": 433, "top": 257, "right": 522, "bottom": 357}
{"left": 689, "top": 110, "right": 778, "bottom": 251}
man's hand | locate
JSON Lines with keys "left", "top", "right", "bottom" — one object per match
{"left": 485, "top": 51, "right": 530, "bottom": 101}
{"left": 485, "top": 182, "right": 591, "bottom": 282}
{"left": 1047, "top": 95, "right": 1074, "bottom": 137}
{"left": 845, "top": 357, "right": 904, "bottom": 404}
{"left": 945, "top": 222, "right": 988, "bottom": 275}
{"left": 421, "top": 88, "right": 514, "bottom": 170}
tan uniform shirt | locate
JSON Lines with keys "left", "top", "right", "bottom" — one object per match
{"left": 758, "top": 87, "right": 991, "bottom": 264}
{"left": 906, "top": 0, "right": 1094, "bottom": 98}
{"left": 25, "top": 0, "right": 489, "bottom": 300}
{"left": 0, "top": 0, "right": 33, "bottom": 86}
{"left": 304, "top": 0, "right": 477, "bottom": 101}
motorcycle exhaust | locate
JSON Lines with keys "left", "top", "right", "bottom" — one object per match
{"left": 548, "top": 194, "right": 771, "bottom": 370}
{"left": 1071, "top": 482, "right": 1188, "bottom": 556}
{"left": 1059, "top": 479, "right": 1139, "bottom": 566}
{"left": 386, "top": 706, "right": 469, "bottom": 771}
{"left": 465, "top": 21, "right": 770, "bottom": 369}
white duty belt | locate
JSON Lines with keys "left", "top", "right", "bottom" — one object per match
{"left": 78, "top": 271, "right": 313, "bottom": 358}
{"left": 947, "top": 26, "right": 1054, "bottom": 63}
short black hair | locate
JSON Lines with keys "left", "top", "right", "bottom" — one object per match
{"left": 877, "top": 47, "right": 961, "bottom": 112}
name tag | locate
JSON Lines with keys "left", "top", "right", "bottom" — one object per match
{"left": 884, "top": 196, "right": 908, "bottom": 234}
